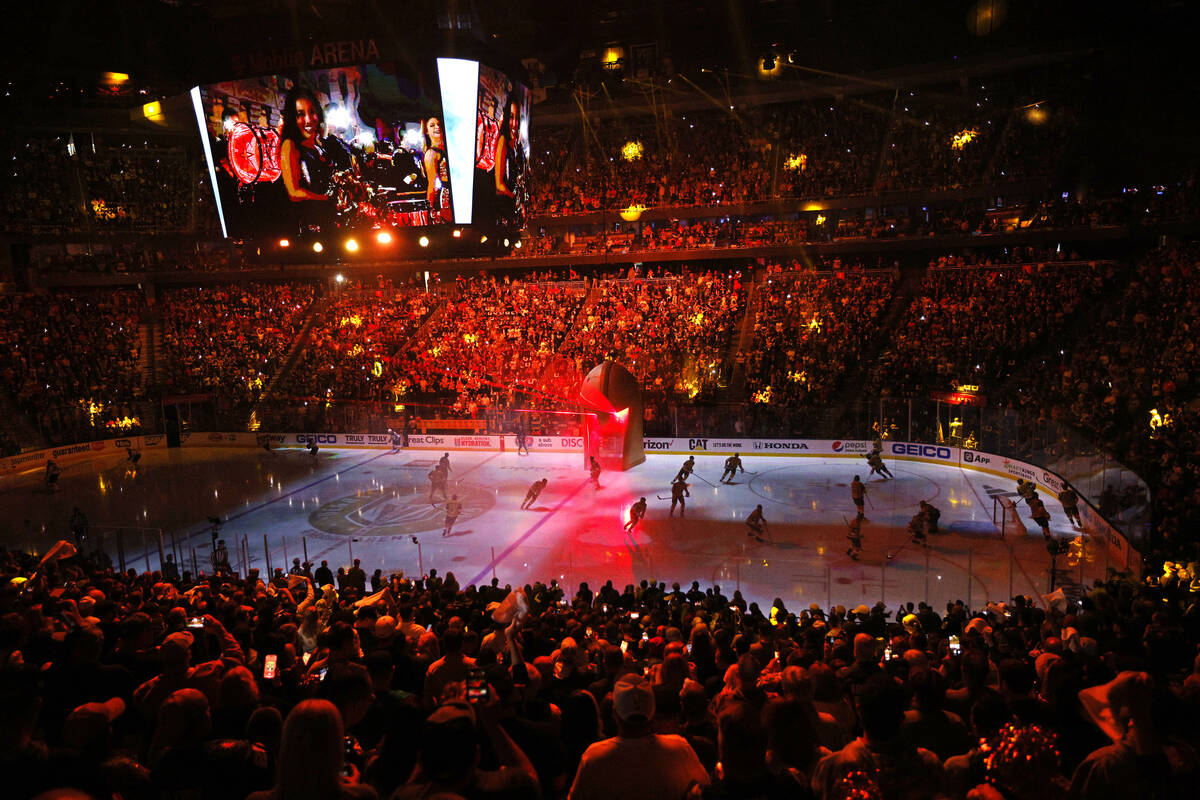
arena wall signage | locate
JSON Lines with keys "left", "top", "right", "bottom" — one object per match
{"left": 0, "top": 432, "right": 1139, "bottom": 575}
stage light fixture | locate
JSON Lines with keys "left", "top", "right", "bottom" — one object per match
{"left": 452, "top": 229, "right": 462, "bottom": 238}
{"left": 335, "top": 273, "right": 345, "bottom": 283}
{"left": 479, "top": 235, "right": 488, "bottom": 243}
{"left": 375, "top": 230, "right": 393, "bottom": 245}
{"left": 514, "top": 240, "right": 522, "bottom": 249}
{"left": 503, "top": 238, "right": 510, "bottom": 247}
{"left": 278, "top": 238, "right": 290, "bottom": 248}
{"left": 312, "top": 242, "right": 324, "bottom": 253}
{"left": 418, "top": 236, "right": 430, "bottom": 247}
{"left": 345, "top": 238, "right": 359, "bottom": 252}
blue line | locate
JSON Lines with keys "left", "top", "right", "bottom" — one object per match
{"left": 468, "top": 478, "right": 590, "bottom": 586}
{"left": 185, "top": 450, "right": 391, "bottom": 541}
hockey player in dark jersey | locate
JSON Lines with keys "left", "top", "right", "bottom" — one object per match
{"left": 866, "top": 451, "right": 893, "bottom": 480}
{"left": 746, "top": 505, "right": 768, "bottom": 541}
{"left": 521, "top": 478, "right": 548, "bottom": 510}
{"left": 720, "top": 453, "right": 744, "bottom": 484}
{"left": 669, "top": 478, "right": 689, "bottom": 517}
{"left": 589, "top": 457, "right": 602, "bottom": 490}
{"left": 625, "top": 497, "right": 648, "bottom": 531}
{"left": 429, "top": 464, "right": 449, "bottom": 504}
{"left": 846, "top": 515, "right": 864, "bottom": 560}
{"left": 675, "top": 456, "right": 696, "bottom": 483}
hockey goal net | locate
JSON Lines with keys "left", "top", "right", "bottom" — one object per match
{"left": 993, "top": 496, "right": 1029, "bottom": 538}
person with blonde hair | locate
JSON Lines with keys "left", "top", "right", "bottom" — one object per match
{"left": 248, "top": 699, "right": 377, "bottom": 800}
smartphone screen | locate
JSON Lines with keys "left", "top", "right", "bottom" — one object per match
{"left": 641, "top": 631, "right": 648, "bottom": 641}
{"left": 630, "top": 612, "right": 639, "bottom": 620}
{"left": 318, "top": 667, "right": 329, "bottom": 682}
{"left": 187, "top": 617, "right": 204, "bottom": 629}
{"left": 949, "top": 635, "right": 961, "bottom": 655}
{"left": 466, "top": 667, "right": 488, "bottom": 703}
{"left": 264, "top": 654, "right": 277, "bottom": 679}
{"left": 620, "top": 640, "right": 628, "bottom": 653}
{"left": 686, "top": 642, "right": 692, "bottom": 655}
{"left": 343, "top": 736, "right": 356, "bottom": 777}
{"left": 302, "top": 651, "right": 311, "bottom": 666}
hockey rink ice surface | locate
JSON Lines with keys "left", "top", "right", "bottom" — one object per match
{"left": 0, "top": 447, "right": 1111, "bottom": 610}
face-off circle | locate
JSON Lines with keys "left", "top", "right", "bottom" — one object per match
{"left": 308, "top": 482, "right": 494, "bottom": 536}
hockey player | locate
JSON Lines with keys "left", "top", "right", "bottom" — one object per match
{"left": 442, "top": 494, "right": 463, "bottom": 537}
{"left": 45, "top": 459, "right": 61, "bottom": 492}
{"left": 1029, "top": 495, "right": 1052, "bottom": 537}
{"left": 866, "top": 451, "right": 893, "bottom": 480}
{"left": 675, "top": 455, "right": 696, "bottom": 483}
{"left": 1016, "top": 479, "right": 1037, "bottom": 506}
{"left": 720, "top": 453, "right": 744, "bottom": 484}
{"left": 521, "top": 478, "right": 548, "bottom": 510}
{"left": 851, "top": 476, "right": 867, "bottom": 517}
{"left": 428, "top": 464, "right": 449, "bottom": 504}
{"left": 669, "top": 478, "right": 689, "bottom": 517}
{"left": 907, "top": 511, "right": 929, "bottom": 548}
{"left": 919, "top": 500, "right": 941, "bottom": 535}
{"left": 307, "top": 438, "right": 319, "bottom": 462}
{"left": 439, "top": 453, "right": 452, "bottom": 474}
{"left": 625, "top": 497, "right": 648, "bottom": 531}
{"left": 871, "top": 435, "right": 884, "bottom": 455}
{"left": 746, "top": 505, "right": 768, "bottom": 541}
{"left": 589, "top": 456, "right": 602, "bottom": 490}
{"left": 389, "top": 428, "right": 403, "bottom": 454}
{"left": 126, "top": 447, "right": 142, "bottom": 470}
{"left": 515, "top": 425, "right": 530, "bottom": 456}
{"left": 846, "top": 515, "right": 864, "bottom": 560}
{"left": 1058, "top": 485, "right": 1081, "bottom": 527}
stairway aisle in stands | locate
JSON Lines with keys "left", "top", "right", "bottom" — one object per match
{"left": 252, "top": 290, "right": 332, "bottom": 415}
{"left": 719, "top": 267, "right": 762, "bottom": 400}
{"left": 821, "top": 264, "right": 927, "bottom": 433}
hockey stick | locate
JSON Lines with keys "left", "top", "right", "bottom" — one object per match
{"left": 690, "top": 471, "right": 717, "bottom": 488}
{"left": 885, "top": 532, "right": 915, "bottom": 562}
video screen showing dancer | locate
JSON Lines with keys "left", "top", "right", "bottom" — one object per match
{"left": 193, "top": 62, "right": 455, "bottom": 238}
{"left": 473, "top": 65, "right": 532, "bottom": 231}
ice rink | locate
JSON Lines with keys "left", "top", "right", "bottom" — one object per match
{"left": 0, "top": 446, "right": 1111, "bottom": 611}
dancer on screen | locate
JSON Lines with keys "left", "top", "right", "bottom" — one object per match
{"left": 279, "top": 85, "right": 352, "bottom": 231}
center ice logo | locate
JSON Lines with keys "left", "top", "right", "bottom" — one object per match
{"left": 308, "top": 483, "right": 494, "bottom": 536}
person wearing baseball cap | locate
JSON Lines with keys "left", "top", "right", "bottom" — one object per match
{"left": 568, "top": 674, "right": 709, "bottom": 800}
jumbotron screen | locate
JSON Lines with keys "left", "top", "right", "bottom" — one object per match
{"left": 190, "top": 58, "right": 531, "bottom": 239}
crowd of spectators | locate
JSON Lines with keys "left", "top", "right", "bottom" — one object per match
{"left": 870, "top": 261, "right": 1106, "bottom": 398}
{"left": 1008, "top": 246, "right": 1200, "bottom": 561}
{"left": 279, "top": 280, "right": 438, "bottom": 407}
{"left": 744, "top": 269, "right": 897, "bottom": 414}
{"left": 0, "top": 289, "right": 145, "bottom": 443}
{"left": 553, "top": 270, "right": 743, "bottom": 414}
{"left": 0, "top": 543, "right": 1196, "bottom": 800}
{"left": 2, "top": 133, "right": 202, "bottom": 234}
{"left": 159, "top": 283, "right": 317, "bottom": 415}
{"left": 388, "top": 275, "right": 587, "bottom": 417}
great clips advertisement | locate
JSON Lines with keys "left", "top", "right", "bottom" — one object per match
{"left": 191, "top": 58, "right": 530, "bottom": 239}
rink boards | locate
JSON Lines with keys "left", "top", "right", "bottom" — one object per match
{"left": 2, "top": 431, "right": 1139, "bottom": 573}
